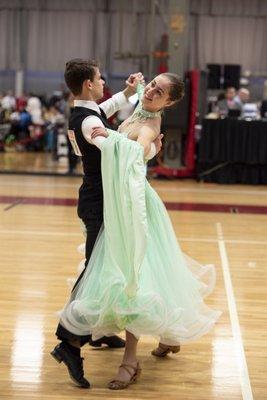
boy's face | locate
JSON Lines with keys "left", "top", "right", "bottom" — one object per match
{"left": 89, "top": 68, "right": 105, "bottom": 100}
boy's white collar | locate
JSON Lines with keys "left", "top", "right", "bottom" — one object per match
{"left": 74, "top": 100, "right": 101, "bottom": 114}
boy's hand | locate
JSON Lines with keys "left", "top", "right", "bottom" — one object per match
{"left": 91, "top": 126, "right": 108, "bottom": 139}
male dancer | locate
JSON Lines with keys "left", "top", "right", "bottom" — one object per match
{"left": 51, "top": 59, "right": 162, "bottom": 388}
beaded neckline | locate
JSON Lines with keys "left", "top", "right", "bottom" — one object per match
{"left": 130, "top": 104, "right": 162, "bottom": 122}
{"left": 138, "top": 103, "right": 162, "bottom": 118}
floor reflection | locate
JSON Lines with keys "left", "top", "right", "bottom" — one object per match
{"left": 10, "top": 314, "right": 44, "bottom": 384}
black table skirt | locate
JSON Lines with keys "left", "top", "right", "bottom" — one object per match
{"left": 197, "top": 119, "right": 267, "bottom": 184}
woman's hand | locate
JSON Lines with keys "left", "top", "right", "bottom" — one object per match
{"left": 124, "top": 72, "right": 145, "bottom": 97}
{"left": 91, "top": 126, "right": 108, "bottom": 139}
{"left": 127, "top": 72, "right": 145, "bottom": 87}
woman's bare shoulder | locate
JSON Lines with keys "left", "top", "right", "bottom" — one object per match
{"left": 144, "top": 116, "right": 161, "bottom": 133}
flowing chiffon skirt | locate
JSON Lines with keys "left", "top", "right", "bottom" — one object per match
{"left": 59, "top": 132, "right": 221, "bottom": 345}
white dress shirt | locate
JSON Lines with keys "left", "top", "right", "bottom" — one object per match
{"left": 74, "top": 91, "right": 127, "bottom": 150}
{"left": 74, "top": 91, "right": 156, "bottom": 159}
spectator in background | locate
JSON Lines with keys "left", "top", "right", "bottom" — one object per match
{"left": 235, "top": 88, "right": 260, "bottom": 120}
{"left": 1, "top": 90, "right": 16, "bottom": 111}
{"left": 27, "top": 93, "right": 43, "bottom": 125}
{"left": 0, "top": 93, "right": 4, "bottom": 124}
{"left": 5, "top": 104, "right": 32, "bottom": 149}
{"left": 26, "top": 93, "right": 46, "bottom": 150}
{"left": 217, "top": 87, "right": 241, "bottom": 117}
{"left": 235, "top": 88, "right": 250, "bottom": 106}
{"left": 16, "top": 95, "right": 28, "bottom": 112}
{"left": 1, "top": 90, "right": 16, "bottom": 123}
{"left": 49, "top": 91, "right": 66, "bottom": 114}
{"left": 43, "top": 104, "right": 65, "bottom": 154}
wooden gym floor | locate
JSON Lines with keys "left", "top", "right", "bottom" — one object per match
{"left": 0, "top": 168, "right": 266, "bottom": 399}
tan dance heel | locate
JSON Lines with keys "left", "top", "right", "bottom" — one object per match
{"left": 108, "top": 362, "right": 141, "bottom": 390}
{"left": 151, "top": 343, "right": 181, "bottom": 357}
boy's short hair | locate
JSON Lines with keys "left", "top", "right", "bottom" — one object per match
{"left": 64, "top": 58, "right": 99, "bottom": 96}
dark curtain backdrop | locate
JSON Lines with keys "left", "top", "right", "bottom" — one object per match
{"left": 189, "top": 0, "right": 267, "bottom": 73}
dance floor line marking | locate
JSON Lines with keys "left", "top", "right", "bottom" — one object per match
{"left": 1, "top": 180, "right": 267, "bottom": 196}
{"left": 0, "top": 228, "right": 266, "bottom": 246}
{"left": 216, "top": 222, "right": 253, "bottom": 400}
{"left": 0, "top": 195, "right": 267, "bottom": 214}
{"left": 3, "top": 198, "right": 23, "bottom": 211}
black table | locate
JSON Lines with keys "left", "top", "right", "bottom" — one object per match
{"left": 197, "top": 118, "right": 267, "bottom": 184}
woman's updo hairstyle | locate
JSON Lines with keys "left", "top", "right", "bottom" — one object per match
{"left": 161, "top": 73, "right": 185, "bottom": 103}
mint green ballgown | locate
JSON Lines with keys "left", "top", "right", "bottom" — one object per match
{"left": 60, "top": 89, "right": 221, "bottom": 346}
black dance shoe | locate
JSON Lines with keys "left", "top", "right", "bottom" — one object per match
{"left": 88, "top": 335, "right": 125, "bottom": 348}
{"left": 50, "top": 342, "right": 90, "bottom": 388}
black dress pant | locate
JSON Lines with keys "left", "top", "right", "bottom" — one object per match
{"left": 56, "top": 180, "right": 103, "bottom": 345}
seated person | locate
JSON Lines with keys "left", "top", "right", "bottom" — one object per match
{"left": 235, "top": 88, "right": 250, "bottom": 106}
{"left": 4, "top": 107, "right": 32, "bottom": 147}
{"left": 242, "top": 102, "right": 260, "bottom": 120}
{"left": 43, "top": 105, "right": 65, "bottom": 152}
{"left": 235, "top": 88, "right": 260, "bottom": 119}
{"left": 216, "top": 87, "right": 241, "bottom": 117}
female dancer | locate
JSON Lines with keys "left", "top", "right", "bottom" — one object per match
{"left": 60, "top": 73, "right": 221, "bottom": 390}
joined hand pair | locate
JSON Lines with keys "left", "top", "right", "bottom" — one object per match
{"left": 124, "top": 72, "right": 145, "bottom": 97}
